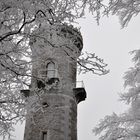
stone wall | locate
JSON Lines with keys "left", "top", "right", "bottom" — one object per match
{"left": 24, "top": 23, "right": 83, "bottom": 140}
{"left": 24, "top": 94, "right": 77, "bottom": 140}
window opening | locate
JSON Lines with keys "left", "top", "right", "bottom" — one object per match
{"left": 42, "top": 132, "right": 47, "bottom": 140}
{"left": 37, "top": 80, "right": 45, "bottom": 89}
{"left": 42, "top": 102, "right": 49, "bottom": 108}
{"left": 46, "top": 61, "right": 55, "bottom": 79}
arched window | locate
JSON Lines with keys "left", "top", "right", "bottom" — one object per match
{"left": 46, "top": 61, "right": 55, "bottom": 79}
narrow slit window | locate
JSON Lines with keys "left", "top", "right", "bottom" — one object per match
{"left": 46, "top": 61, "right": 55, "bottom": 78}
{"left": 42, "top": 132, "right": 47, "bottom": 140}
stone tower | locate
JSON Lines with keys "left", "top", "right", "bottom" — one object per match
{"left": 22, "top": 23, "right": 86, "bottom": 140}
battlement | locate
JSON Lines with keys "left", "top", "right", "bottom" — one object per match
{"left": 58, "top": 24, "right": 83, "bottom": 51}
{"left": 30, "top": 23, "right": 83, "bottom": 53}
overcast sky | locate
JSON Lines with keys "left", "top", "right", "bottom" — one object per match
{"left": 1, "top": 13, "right": 140, "bottom": 140}
{"left": 77, "top": 14, "right": 140, "bottom": 140}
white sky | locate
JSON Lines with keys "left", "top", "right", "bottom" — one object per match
{"left": 1, "top": 13, "right": 140, "bottom": 140}
{"left": 77, "top": 14, "right": 140, "bottom": 140}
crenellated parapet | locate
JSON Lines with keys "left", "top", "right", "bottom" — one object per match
{"left": 58, "top": 24, "right": 83, "bottom": 51}
{"left": 30, "top": 23, "right": 83, "bottom": 57}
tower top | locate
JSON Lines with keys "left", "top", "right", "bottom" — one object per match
{"left": 58, "top": 23, "right": 83, "bottom": 51}
{"left": 31, "top": 22, "right": 83, "bottom": 52}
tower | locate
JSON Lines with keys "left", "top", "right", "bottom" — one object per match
{"left": 22, "top": 23, "right": 86, "bottom": 140}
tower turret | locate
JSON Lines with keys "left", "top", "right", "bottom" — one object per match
{"left": 23, "top": 23, "right": 86, "bottom": 140}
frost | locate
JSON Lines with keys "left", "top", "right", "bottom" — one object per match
{"left": 93, "top": 49, "right": 140, "bottom": 140}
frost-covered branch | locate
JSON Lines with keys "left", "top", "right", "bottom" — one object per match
{"left": 0, "top": 0, "right": 110, "bottom": 139}
{"left": 78, "top": 52, "right": 109, "bottom": 75}
{"left": 107, "top": 0, "right": 140, "bottom": 27}
{"left": 93, "top": 112, "right": 140, "bottom": 140}
{"left": 93, "top": 49, "right": 140, "bottom": 140}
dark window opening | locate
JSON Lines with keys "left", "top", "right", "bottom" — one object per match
{"left": 42, "top": 132, "right": 47, "bottom": 140}
{"left": 46, "top": 77, "right": 59, "bottom": 85}
{"left": 42, "top": 102, "right": 49, "bottom": 108}
{"left": 37, "top": 80, "right": 45, "bottom": 89}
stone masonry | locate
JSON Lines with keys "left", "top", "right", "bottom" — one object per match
{"left": 23, "top": 23, "right": 86, "bottom": 140}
